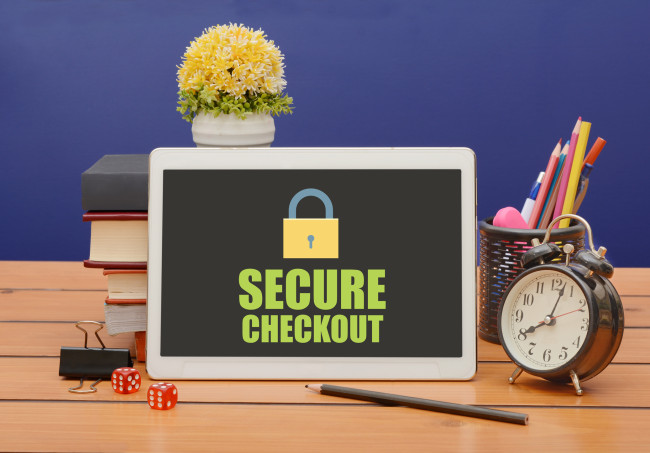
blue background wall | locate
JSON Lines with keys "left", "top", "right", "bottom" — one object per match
{"left": 1, "top": 0, "right": 649, "bottom": 265}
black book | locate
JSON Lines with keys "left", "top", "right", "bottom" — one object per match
{"left": 81, "top": 154, "right": 149, "bottom": 211}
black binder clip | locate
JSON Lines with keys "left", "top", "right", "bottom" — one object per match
{"left": 59, "top": 321, "right": 133, "bottom": 393}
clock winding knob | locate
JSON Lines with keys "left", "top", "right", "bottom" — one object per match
{"left": 521, "top": 243, "right": 561, "bottom": 268}
{"left": 573, "top": 249, "right": 614, "bottom": 278}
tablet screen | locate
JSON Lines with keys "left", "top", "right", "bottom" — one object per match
{"left": 160, "top": 169, "right": 462, "bottom": 358}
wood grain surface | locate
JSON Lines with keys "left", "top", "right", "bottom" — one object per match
{"left": 0, "top": 357, "right": 648, "bottom": 407}
{"left": 3, "top": 321, "right": 646, "bottom": 364}
{"left": 0, "top": 262, "right": 648, "bottom": 452}
{"left": 0, "top": 403, "right": 648, "bottom": 453}
{"left": 0, "top": 261, "right": 106, "bottom": 290}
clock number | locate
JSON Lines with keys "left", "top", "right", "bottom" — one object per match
{"left": 536, "top": 282, "right": 544, "bottom": 294}
{"left": 543, "top": 349, "right": 552, "bottom": 362}
{"left": 523, "top": 294, "right": 534, "bottom": 306}
{"left": 518, "top": 328, "right": 528, "bottom": 341}
{"left": 570, "top": 285, "right": 575, "bottom": 297}
{"left": 528, "top": 342, "right": 536, "bottom": 356}
{"left": 579, "top": 299, "right": 587, "bottom": 309}
{"left": 551, "top": 278, "right": 566, "bottom": 291}
{"left": 514, "top": 309, "right": 524, "bottom": 323}
{"left": 559, "top": 346, "right": 568, "bottom": 361}
{"left": 581, "top": 318, "right": 588, "bottom": 331}
{"left": 573, "top": 336, "right": 581, "bottom": 349}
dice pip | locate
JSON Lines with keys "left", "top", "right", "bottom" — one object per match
{"left": 148, "top": 383, "right": 178, "bottom": 410}
{"left": 111, "top": 367, "right": 141, "bottom": 394}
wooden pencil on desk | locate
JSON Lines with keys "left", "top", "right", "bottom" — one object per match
{"left": 306, "top": 384, "right": 529, "bottom": 425}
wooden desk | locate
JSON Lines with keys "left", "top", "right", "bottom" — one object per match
{"left": 1, "top": 262, "right": 648, "bottom": 452}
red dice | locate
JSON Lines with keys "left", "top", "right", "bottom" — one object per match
{"left": 148, "top": 383, "right": 178, "bottom": 410}
{"left": 111, "top": 367, "right": 141, "bottom": 394}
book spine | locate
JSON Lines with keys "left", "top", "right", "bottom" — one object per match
{"left": 103, "top": 269, "right": 147, "bottom": 276}
{"left": 84, "top": 260, "right": 147, "bottom": 270}
{"left": 135, "top": 331, "right": 146, "bottom": 362}
{"left": 83, "top": 212, "right": 148, "bottom": 222}
{"left": 81, "top": 169, "right": 148, "bottom": 211}
{"left": 105, "top": 298, "right": 147, "bottom": 305}
{"left": 135, "top": 331, "right": 147, "bottom": 362}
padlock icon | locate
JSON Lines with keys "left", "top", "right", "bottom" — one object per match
{"left": 283, "top": 188, "right": 339, "bottom": 259}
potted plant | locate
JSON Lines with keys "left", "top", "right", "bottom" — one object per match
{"left": 177, "top": 23, "right": 293, "bottom": 147}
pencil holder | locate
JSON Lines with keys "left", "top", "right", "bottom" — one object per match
{"left": 478, "top": 217, "right": 586, "bottom": 344}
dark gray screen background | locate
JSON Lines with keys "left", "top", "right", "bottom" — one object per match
{"left": 160, "top": 169, "right": 462, "bottom": 357}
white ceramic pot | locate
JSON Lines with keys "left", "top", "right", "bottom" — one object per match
{"left": 191, "top": 111, "right": 275, "bottom": 148}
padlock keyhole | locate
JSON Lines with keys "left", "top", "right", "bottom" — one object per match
{"left": 307, "top": 235, "right": 315, "bottom": 249}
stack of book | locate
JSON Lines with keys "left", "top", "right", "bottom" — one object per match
{"left": 82, "top": 154, "right": 149, "bottom": 361}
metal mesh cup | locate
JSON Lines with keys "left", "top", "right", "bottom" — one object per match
{"left": 478, "top": 216, "right": 586, "bottom": 344}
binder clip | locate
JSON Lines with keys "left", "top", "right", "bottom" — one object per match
{"left": 59, "top": 321, "right": 133, "bottom": 393}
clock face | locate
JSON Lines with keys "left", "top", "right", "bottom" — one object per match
{"left": 500, "top": 270, "right": 591, "bottom": 372}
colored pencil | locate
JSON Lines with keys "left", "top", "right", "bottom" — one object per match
{"left": 538, "top": 142, "right": 568, "bottom": 228}
{"left": 582, "top": 137, "right": 606, "bottom": 170}
{"left": 528, "top": 139, "right": 562, "bottom": 228}
{"left": 553, "top": 117, "right": 582, "bottom": 225}
{"left": 539, "top": 170, "right": 564, "bottom": 229}
{"left": 306, "top": 384, "right": 529, "bottom": 425}
{"left": 559, "top": 121, "right": 591, "bottom": 228}
{"left": 538, "top": 144, "right": 568, "bottom": 229}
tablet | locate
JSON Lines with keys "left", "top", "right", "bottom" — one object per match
{"left": 147, "top": 148, "right": 476, "bottom": 380}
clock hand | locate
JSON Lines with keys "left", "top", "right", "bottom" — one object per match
{"left": 550, "top": 308, "right": 585, "bottom": 321}
{"left": 521, "top": 285, "right": 569, "bottom": 334}
{"left": 522, "top": 320, "right": 546, "bottom": 334}
{"left": 548, "top": 284, "right": 566, "bottom": 318}
{"left": 527, "top": 307, "right": 586, "bottom": 333}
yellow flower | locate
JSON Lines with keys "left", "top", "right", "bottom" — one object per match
{"left": 177, "top": 24, "right": 287, "bottom": 98}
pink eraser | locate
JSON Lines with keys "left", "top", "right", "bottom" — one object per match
{"left": 494, "top": 207, "right": 530, "bottom": 229}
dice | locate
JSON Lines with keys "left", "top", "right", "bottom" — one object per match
{"left": 148, "top": 383, "right": 178, "bottom": 410}
{"left": 111, "top": 367, "right": 141, "bottom": 394}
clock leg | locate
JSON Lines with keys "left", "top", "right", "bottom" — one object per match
{"left": 508, "top": 366, "right": 523, "bottom": 384}
{"left": 569, "top": 370, "right": 584, "bottom": 396}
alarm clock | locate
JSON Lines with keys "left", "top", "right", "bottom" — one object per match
{"left": 497, "top": 214, "right": 624, "bottom": 395}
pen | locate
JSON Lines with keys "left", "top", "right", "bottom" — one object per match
{"left": 521, "top": 172, "right": 545, "bottom": 223}
{"left": 306, "top": 384, "right": 529, "bottom": 425}
{"left": 572, "top": 136, "right": 604, "bottom": 215}
{"left": 573, "top": 163, "right": 593, "bottom": 214}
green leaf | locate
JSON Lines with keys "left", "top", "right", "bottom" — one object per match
{"left": 177, "top": 86, "right": 294, "bottom": 122}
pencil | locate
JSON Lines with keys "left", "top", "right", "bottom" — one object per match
{"left": 559, "top": 121, "right": 591, "bottom": 228}
{"left": 306, "top": 384, "right": 529, "bottom": 426}
{"left": 538, "top": 152, "right": 567, "bottom": 229}
{"left": 582, "top": 137, "right": 606, "bottom": 170}
{"left": 553, "top": 117, "right": 582, "bottom": 226}
{"left": 528, "top": 139, "right": 561, "bottom": 228}
{"left": 537, "top": 143, "right": 568, "bottom": 228}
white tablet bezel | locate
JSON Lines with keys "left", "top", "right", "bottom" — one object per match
{"left": 147, "top": 147, "right": 476, "bottom": 380}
